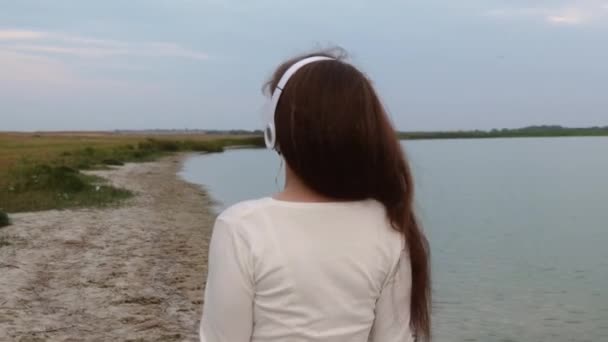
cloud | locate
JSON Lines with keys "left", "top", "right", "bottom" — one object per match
{"left": 0, "top": 29, "right": 196, "bottom": 98}
{"left": 0, "top": 49, "right": 165, "bottom": 101}
{"left": 547, "top": 10, "right": 585, "bottom": 25}
{"left": 0, "top": 50, "right": 74, "bottom": 85}
{"left": 0, "top": 27, "right": 208, "bottom": 96}
{"left": 7, "top": 44, "right": 124, "bottom": 58}
{"left": 484, "top": 1, "right": 608, "bottom": 26}
{"left": 7, "top": 42, "right": 208, "bottom": 60}
{"left": 0, "top": 29, "right": 47, "bottom": 40}
{"left": 0, "top": 29, "right": 209, "bottom": 60}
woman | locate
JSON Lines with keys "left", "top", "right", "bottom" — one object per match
{"left": 200, "top": 49, "right": 431, "bottom": 342}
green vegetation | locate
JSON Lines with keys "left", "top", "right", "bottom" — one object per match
{"left": 398, "top": 125, "right": 608, "bottom": 140}
{"left": 0, "top": 210, "right": 8, "bottom": 248}
{"left": 0, "top": 211, "right": 9, "bottom": 228}
{"left": 4, "top": 163, "right": 132, "bottom": 212}
{"left": 0, "top": 134, "right": 264, "bottom": 213}
{"left": 2, "top": 124, "right": 604, "bottom": 213}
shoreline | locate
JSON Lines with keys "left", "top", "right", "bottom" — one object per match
{"left": 0, "top": 154, "right": 213, "bottom": 341}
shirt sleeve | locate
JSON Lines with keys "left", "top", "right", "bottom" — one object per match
{"left": 200, "top": 216, "right": 254, "bottom": 342}
{"left": 368, "top": 249, "right": 415, "bottom": 342}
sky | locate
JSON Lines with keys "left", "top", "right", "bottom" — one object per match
{"left": 1, "top": 0, "right": 608, "bottom": 132}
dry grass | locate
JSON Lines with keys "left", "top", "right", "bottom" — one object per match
{"left": 0, "top": 132, "right": 247, "bottom": 175}
{"left": 0, "top": 133, "right": 135, "bottom": 176}
{"left": 0, "top": 132, "right": 263, "bottom": 213}
{"left": 0, "top": 133, "right": 143, "bottom": 213}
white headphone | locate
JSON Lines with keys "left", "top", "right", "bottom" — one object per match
{"left": 264, "top": 56, "right": 334, "bottom": 150}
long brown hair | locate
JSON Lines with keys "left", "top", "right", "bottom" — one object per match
{"left": 264, "top": 48, "right": 431, "bottom": 340}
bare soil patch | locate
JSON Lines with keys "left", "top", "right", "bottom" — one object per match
{"left": 0, "top": 155, "right": 213, "bottom": 341}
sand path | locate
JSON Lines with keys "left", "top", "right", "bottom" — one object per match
{"left": 0, "top": 155, "right": 213, "bottom": 341}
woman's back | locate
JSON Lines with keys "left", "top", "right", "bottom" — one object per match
{"left": 199, "top": 49, "right": 430, "bottom": 342}
{"left": 200, "top": 198, "right": 413, "bottom": 342}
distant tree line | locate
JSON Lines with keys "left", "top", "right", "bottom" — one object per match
{"left": 115, "top": 125, "right": 608, "bottom": 140}
{"left": 397, "top": 125, "right": 608, "bottom": 140}
{"left": 114, "top": 129, "right": 264, "bottom": 135}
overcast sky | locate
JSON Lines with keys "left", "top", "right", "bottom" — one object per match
{"left": 1, "top": 0, "right": 607, "bottom": 131}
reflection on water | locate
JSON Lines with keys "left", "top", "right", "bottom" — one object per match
{"left": 181, "top": 137, "right": 608, "bottom": 342}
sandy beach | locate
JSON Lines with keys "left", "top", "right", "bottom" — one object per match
{"left": 0, "top": 155, "right": 213, "bottom": 341}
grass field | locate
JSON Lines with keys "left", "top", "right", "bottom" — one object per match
{"left": 0, "top": 132, "right": 264, "bottom": 215}
{"left": 2, "top": 126, "right": 606, "bottom": 216}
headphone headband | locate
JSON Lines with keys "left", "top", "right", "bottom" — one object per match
{"left": 264, "top": 56, "right": 334, "bottom": 149}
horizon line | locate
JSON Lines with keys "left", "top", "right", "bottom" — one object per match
{"left": 1, "top": 124, "right": 608, "bottom": 135}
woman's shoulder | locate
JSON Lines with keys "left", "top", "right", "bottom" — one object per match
{"left": 217, "top": 197, "right": 274, "bottom": 222}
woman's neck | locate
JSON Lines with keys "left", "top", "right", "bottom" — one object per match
{"left": 274, "top": 164, "right": 333, "bottom": 203}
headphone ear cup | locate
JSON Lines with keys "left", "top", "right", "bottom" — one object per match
{"left": 264, "top": 122, "right": 276, "bottom": 149}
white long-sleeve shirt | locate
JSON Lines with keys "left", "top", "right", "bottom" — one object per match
{"left": 200, "top": 197, "right": 413, "bottom": 342}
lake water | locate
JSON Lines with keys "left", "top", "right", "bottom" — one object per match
{"left": 181, "top": 137, "right": 608, "bottom": 342}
